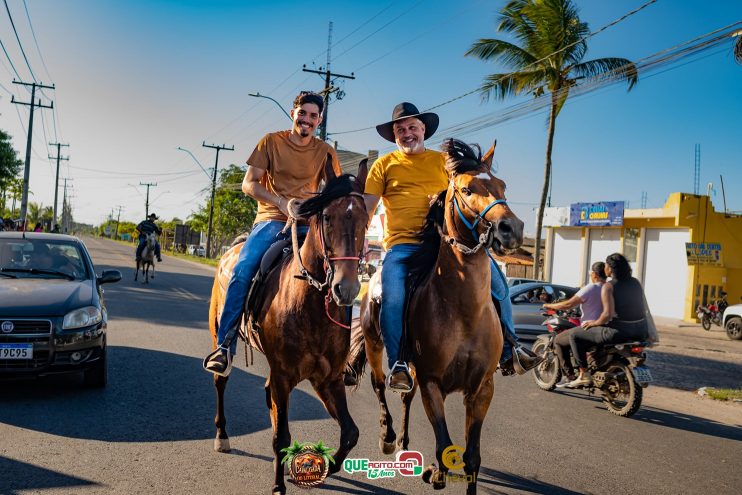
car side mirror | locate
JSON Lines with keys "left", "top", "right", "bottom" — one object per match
{"left": 98, "top": 269, "right": 122, "bottom": 285}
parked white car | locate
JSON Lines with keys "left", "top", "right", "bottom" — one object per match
{"left": 722, "top": 304, "right": 742, "bottom": 340}
{"left": 187, "top": 245, "right": 206, "bottom": 257}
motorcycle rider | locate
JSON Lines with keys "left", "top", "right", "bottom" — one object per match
{"left": 136, "top": 213, "right": 163, "bottom": 262}
{"left": 567, "top": 253, "right": 650, "bottom": 388}
{"left": 543, "top": 261, "right": 606, "bottom": 382}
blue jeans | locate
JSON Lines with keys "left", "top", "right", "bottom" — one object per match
{"left": 217, "top": 221, "right": 307, "bottom": 353}
{"left": 136, "top": 237, "right": 161, "bottom": 259}
{"left": 379, "top": 244, "right": 518, "bottom": 369}
{"left": 490, "top": 259, "right": 518, "bottom": 362}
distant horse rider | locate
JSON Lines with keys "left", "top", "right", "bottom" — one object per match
{"left": 136, "top": 213, "right": 163, "bottom": 262}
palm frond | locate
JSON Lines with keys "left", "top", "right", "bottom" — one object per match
{"left": 734, "top": 34, "right": 742, "bottom": 65}
{"left": 280, "top": 440, "right": 305, "bottom": 465}
{"left": 465, "top": 38, "right": 537, "bottom": 69}
{"left": 478, "top": 70, "right": 547, "bottom": 102}
{"left": 571, "top": 57, "right": 638, "bottom": 90}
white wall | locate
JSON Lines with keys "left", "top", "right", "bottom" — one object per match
{"left": 586, "top": 228, "right": 622, "bottom": 284}
{"left": 642, "top": 228, "right": 690, "bottom": 319}
{"left": 550, "top": 229, "right": 583, "bottom": 287}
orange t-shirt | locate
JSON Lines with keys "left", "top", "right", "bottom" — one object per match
{"left": 248, "top": 131, "right": 341, "bottom": 224}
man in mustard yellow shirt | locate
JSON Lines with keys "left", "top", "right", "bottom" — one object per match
{"left": 364, "top": 102, "right": 541, "bottom": 392}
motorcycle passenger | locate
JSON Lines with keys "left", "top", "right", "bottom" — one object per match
{"left": 567, "top": 253, "right": 649, "bottom": 388}
{"left": 543, "top": 261, "right": 606, "bottom": 381}
{"left": 136, "top": 213, "right": 163, "bottom": 262}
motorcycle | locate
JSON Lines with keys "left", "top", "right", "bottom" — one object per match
{"left": 696, "top": 292, "right": 728, "bottom": 331}
{"left": 532, "top": 308, "right": 653, "bottom": 418}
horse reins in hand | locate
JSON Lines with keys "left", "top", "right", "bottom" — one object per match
{"left": 290, "top": 192, "right": 366, "bottom": 329}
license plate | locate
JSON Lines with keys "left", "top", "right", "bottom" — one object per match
{"left": 0, "top": 343, "right": 33, "bottom": 359}
{"left": 634, "top": 366, "right": 652, "bottom": 384}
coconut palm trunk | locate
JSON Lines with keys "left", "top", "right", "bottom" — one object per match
{"left": 534, "top": 91, "right": 559, "bottom": 279}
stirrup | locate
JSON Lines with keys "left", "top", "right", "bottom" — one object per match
{"left": 511, "top": 348, "right": 527, "bottom": 375}
{"left": 386, "top": 361, "right": 414, "bottom": 393}
{"left": 202, "top": 346, "right": 233, "bottom": 377}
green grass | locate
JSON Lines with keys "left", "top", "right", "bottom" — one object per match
{"left": 705, "top": 388, "right": 742, "bottom": 401}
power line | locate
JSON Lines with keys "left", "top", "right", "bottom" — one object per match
{"left": 21, "top": 0, "right": 51, "bottom": 81}
{"left": 3, "top": 0, "right": 36, "bottom": 81}
{"left": 202, "top": 141, "right": 234, "bottom": 258}
{"left": 0, "top": 34, "right": 22, "bottom": 80}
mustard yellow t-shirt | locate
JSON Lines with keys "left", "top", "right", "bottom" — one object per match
{"left": 248, "top": 130, "right": 341, "bottom": 224}
{"left": 365, "top": 149, "right": 448, "bottom": 249}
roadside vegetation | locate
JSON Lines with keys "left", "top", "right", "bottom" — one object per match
{"left": 705, "top": 388, "right": 742, "bottom": 402}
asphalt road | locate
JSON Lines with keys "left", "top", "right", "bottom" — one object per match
{"left": 1, "top": 236, "right": 740, "bottom": 495}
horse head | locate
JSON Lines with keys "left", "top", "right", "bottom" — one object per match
{"left": 294, "top": 154, "right": 369, "bottom": 306}
{"left": 146, "top": 232, "right": 157, "bottom": 250}
{"left": 441, "top": 138, "right": 523, "bottom": 254}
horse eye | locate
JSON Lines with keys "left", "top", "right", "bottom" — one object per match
{"left": 461, "top": 187, "right": 472, "bottom": 196}
{"left": 323, "top": 214, "right": 330, "bottom": 222}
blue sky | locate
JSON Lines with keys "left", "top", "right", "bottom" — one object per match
{"left": 0, "top": 0, "right": 740, "bottom": 234}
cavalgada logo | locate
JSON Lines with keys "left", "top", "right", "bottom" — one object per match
{"left": 281, "top": 440, "right": 335, "bottom": 488}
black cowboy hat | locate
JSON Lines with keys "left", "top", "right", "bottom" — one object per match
{"left": 375, "top": 102, "right": 439, "bottom": 143}
{"left": 148, "top": 213, "right": 158, "bottom": 219}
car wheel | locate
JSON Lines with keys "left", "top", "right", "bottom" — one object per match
{"left": 726, "top": 317, "right": 742, "bottom": 341}
{"left": 84, "top": 346, "right": 107, "bottom": 388}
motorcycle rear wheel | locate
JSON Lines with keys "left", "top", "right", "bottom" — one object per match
{"left": 602, "top": 363, "right": 642, "bottom": 417}
{"left": 701, "top": 316, "right": 711, "bottom": 331}
{"left": 532, "top": 338, "right": 561, "bottom": 391}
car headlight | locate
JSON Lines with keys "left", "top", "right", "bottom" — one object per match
{"left": 63, "top": 306, "right": 103, "bottom": 329}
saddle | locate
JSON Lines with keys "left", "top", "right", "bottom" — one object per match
{"left": 244, "top": 238, "right": 293, "bottom": 333}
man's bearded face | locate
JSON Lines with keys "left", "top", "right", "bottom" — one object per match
{"left": 393, "top": 117, "right": 426, "bottom": 155}
{"left": 291, "top": 103, "right": 322, "bottom": 137}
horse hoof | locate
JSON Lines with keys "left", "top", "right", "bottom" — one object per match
{"left": 213, "top": 437, "right": 231, "bottom": 452}
{"left": 271, "top": 484, "right": 286, "bottom": 495}
{"left": 422, "top": 465, "right": 435, "bottom": 484}
{"left": 379, "top": 437, "right": 396, "bottom": 455}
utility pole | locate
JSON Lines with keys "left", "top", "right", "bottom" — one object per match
{"left": 114, "top": 205, "right": 124, "bottom": 239}
{"left": 139, "top": 182, "right": 157, "bottom": 218}
{"left": 48, "top": 142, "right": 69, "bottom": 226}
{"left": 302, "top": 22, "right": 355, "bottom": 141}
{"left": 11, "top": 80, "right": 55, "bottom": 229}
{"left": 202, "top": 141, "right": 234, "bottom": 258}
{"left": 61, "top": 178, "right": 72, "bottom": 233}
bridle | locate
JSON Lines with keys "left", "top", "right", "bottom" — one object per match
{"left": 441, "top": 183, "right": 507, "bottom": 256}
{"left": 290, "top": 192, "right": 366, "bottom": 329}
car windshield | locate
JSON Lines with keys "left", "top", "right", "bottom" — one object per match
{"left": 0, "top": 239, "right": 89, "bottom": 280}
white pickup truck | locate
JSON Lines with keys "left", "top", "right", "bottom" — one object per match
{"left": 722, "top": 304, "right": 742, "bottom": 340}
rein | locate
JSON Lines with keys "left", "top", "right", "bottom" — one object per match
{"left": 290, "top": 192, "right": 366, "bottom": 329}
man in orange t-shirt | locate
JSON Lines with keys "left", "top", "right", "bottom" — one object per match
{"left": 204, "top": 91, "right": 341, "bottom": 377}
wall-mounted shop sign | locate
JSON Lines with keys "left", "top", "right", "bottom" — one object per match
{"left": 569, "top": 201, "right": 624, "bottom": 227}
{"left": 685, "top": 242, "right": 722, "bottom": 265}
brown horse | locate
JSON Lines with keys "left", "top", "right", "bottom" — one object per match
{"left": 347, "top": 139, "right": 523, "bottom": 495}
{"left": 208, "top": 156, "right": 369, "bottom": 495}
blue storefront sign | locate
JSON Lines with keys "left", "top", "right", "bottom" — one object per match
{"left": 569, "top": 201, "right": 624, "bottom": 227}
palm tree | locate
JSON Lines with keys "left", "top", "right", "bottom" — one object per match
{"left": 734, "top": 30, "right": 742, "bottom": 64}
{"left": 466, "top": 0, "right": 637, "bottom": 278}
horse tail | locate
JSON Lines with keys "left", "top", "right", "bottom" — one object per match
{"left": 345, "top": 315, "right": 367, "bottom": 391}
{"left": 208, "top": 274, "right": 221, "bottom": 350}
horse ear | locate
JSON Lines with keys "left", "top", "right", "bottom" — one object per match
{"left": 482, "top": 139, "right": 497, "bottom": 168}
{"left": 354, "top": 159, "right": 368, "bottom": 193}
{"left": 324, "top": 153, "right": 338, "bottom": 183}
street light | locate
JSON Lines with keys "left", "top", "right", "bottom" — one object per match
{"left": 176, "top": 147, "right": 212, "bottom": 179}
{"left": 248, "top": 92, "right": 292, "bottom": 120}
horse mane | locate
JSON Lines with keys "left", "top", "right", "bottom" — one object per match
{"left": 295, "top": 174, "right": 358, "bottom": 219}
{"left": 442, "top": 138, "right": 483, "bottom": 174}
{"left": 408, "top": 189, "right": 447, "bottom": 287}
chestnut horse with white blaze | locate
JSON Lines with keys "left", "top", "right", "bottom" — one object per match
{"left": 208, "top": 156, "right": 369, "bottom": 495}
{"left": 347, "top": 139, "right": 524, "bottom": 495}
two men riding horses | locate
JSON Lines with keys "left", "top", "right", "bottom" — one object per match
{"left": 203, "top": 93, "right": 541, "bottom": 384}
{"left": 135, "top": 213, "right": 162, "bottom": 262}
